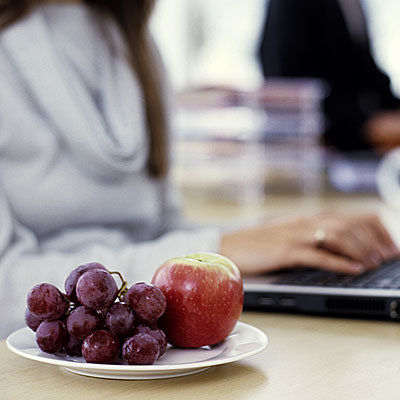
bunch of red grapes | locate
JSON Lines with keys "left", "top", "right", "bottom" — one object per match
{"left": 25, "top": 262, "right": 168, "bottom": 365}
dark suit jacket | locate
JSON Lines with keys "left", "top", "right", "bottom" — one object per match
{"left": 259, "top": 0, "right": 400, "bottom": 151}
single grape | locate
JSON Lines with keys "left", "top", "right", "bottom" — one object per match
{"left": 76, "top": 269, "right": 118, "bottom": 310}
{"left": 133, "top": 324, "right": 167, "bottom": 358}
{"left": 36, "top": 320, "right": 66, "bottom": 353}
{"left": 27, "top": 283, "right": 68, "bottom": 320}
{"left": 105, "top": 302, "right": 135, "bottom": 337}
{"left": 66, "top": 305, "right": 102, "bottom": 340}
{"left": 82, "top": 330, "right": 120, "bottom": 364}
{"left": 122, "top": 333, "right": 160, "bottom": 365}
{"left": 64, "top": 333, "right": 83, "bottom": 357}
{"left": 25, "top": 308, "right": 43, "bottom": 332}
{"left": 127, "top": 282, "right": 166, "bottom": 322}
{"left": 65, "top": 262, "right": 107, "bottom": 303}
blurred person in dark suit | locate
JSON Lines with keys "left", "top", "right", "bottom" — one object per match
{"left": 259, "top": 0, "right": 400, "bottom": 153}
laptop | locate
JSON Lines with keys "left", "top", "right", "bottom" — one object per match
{"left": 243, "top": 258, "right": 400, "bottom": 321}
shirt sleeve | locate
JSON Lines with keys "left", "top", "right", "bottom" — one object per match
{"left": 0, "top": 184, "right": 222, "bottom": 339}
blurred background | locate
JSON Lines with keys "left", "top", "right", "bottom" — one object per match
{"left": 148, "top": 0, "right": 400, "bottom": 223}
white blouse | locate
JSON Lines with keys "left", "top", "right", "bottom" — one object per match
{"left": 0, "top": 3, "right": 221, "bottom": 338}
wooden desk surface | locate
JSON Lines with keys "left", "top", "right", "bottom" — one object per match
{"left": 3, "top": 311, "right": 400, "bottom": 400}
{"left": 182, "top": 191, "right": 387, "bottom": 224}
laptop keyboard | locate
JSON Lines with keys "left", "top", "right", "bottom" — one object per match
{"left": 274, "top": 259, "right": 400, "bottom": 289}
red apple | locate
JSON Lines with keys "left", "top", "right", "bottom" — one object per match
{"left": 151, "top": 253, "right": 244, "bottom": 348}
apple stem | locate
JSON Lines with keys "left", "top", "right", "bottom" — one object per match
{"left": 109, "top": 270, "right": 128, "bottom": 301}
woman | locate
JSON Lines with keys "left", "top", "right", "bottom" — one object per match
{"left": 0, "top": 0, "right": 397, "bottom": 339}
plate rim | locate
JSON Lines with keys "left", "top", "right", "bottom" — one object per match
{"left": 6, "top": 321, "right": 268, "bottom": 373}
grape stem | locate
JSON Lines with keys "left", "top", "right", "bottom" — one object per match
{"left": 109, "top": 270, "right": 128, "bottom": 301}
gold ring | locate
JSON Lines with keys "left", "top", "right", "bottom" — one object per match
{"left": 314, "top": 228, "right": 327, "bottom": 247}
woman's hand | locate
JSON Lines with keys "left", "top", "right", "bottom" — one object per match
{"left": 220, "top": 212, "right": 400, "bottom": 275}
{"left": 365, "top": 110, "right": 400, "bottom": 152}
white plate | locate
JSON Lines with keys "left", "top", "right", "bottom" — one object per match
{"left": 6, "top": 322, "right": 268, "bottom": 380}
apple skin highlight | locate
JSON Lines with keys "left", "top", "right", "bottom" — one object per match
{"left": 152, "top": 253, "right": 244, "bottom": 348}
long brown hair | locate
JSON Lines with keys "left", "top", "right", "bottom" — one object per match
{"left": 0, "top": 0, "right": 168, "bottom": 178}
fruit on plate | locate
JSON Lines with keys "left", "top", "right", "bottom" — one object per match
{"left": 66, "top": 305, "right": 102, "bottom": 340}
{"left": 76, "top": 269, "right": 118, "bottom": 309}
{"left": 126, "top": 282, "right": 166, "bottom": 323}
{"left": 27, "top": 283, "right": 68, "bottom": 321}
{"left": 25, "top": 262, "right": 168, "bottom": 364}
{"left": 65, "top": 262, "right": 107, "bottom": 303}
{"left": 24, "top": 253, "right": 242, "bottom": 362}
{"left": 151, "top": 253, "right": 244, "bottom": 348}
{"left": 122, "top": 333, "right": 160, "bottom": 365}
{"left": 105, "top": 302, "right": 136, "bottom": 337}
{"left": 36, "top": 320, "right": 67, "bottom": 353}
{"left": 82, "top": 330, "right": 120, "bottom": 364}
{"left": 133, "top": 324, "right": 168, "bottom": 357}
